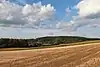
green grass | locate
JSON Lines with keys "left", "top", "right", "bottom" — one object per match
{"left": 0, "top": 40, "right": 100, "bottom": 51}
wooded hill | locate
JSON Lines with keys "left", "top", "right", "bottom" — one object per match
{"left": 0, "top": 36, "right": 99, "bottom": 48}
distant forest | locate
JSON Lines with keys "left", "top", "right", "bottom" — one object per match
{"left": 0, "top": 36, "right": 99, "bottom": 48}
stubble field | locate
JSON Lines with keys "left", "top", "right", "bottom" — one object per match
{"left": 0, "top": 43, "right": 100, "bottom": 67}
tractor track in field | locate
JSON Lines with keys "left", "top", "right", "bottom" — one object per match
{"left": 0, "top": 43, "right": 100, "bottom": 67}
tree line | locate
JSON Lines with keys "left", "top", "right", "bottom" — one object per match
{"left": 0, "top": 36, "right": 99, "bottom": 48}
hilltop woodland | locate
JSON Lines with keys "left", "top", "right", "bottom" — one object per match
{"left": 0, "top": 36, "right": 99, "bottom": 48}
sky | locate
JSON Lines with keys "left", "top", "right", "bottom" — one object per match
{"left": 0, "top": 0, "right": 100, "bottom": 38}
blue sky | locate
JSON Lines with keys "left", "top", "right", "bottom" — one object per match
{"left": 9, "top": 0, "right": 80, "bottom": 20}
{"left": 0, "top": 0, "right": 100, "bottom": 38}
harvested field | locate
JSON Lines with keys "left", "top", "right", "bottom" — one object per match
{"left": 0, "top": 43, "right": 100, "bottom": 67}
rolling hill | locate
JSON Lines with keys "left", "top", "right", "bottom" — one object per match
{"left": 0, "top": 36, "right": 99, "bottom": 48}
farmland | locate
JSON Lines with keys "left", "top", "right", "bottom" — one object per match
{"left": 0, "top": 41, "right": 100, "bottom": 67}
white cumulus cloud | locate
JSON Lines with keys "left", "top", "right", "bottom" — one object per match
{"left": 76, "top": 0, "right": 100, "bottom": 18}
{"left": 57, "top": 0, "right": 100, "bottom": 31}
{"left": 0, "top": 1, "right": 55, "bottom": 28}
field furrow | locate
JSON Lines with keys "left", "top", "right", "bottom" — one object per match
{"left": 0, "top": 43, "right": 100, "bottom": 67}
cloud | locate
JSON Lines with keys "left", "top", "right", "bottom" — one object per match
{"left": 0, "top": 27, "right": 60, "bottom": 38}
{"left": 1, "top": 0, "right": 100, "bottom": 38}
{"left": 76, "top": 0, "right": 100, "bottom": 18}
{"left": 0, "top": 1, "right": 55, "bottom": 28}
{"left": 57, "top": 0, "right": 100, "bottom": 31}
{"left": 73, "top": 0, "right": 100, "bottom": 29}
{"left": 9, "top": 0, "right": 35, "bottom": 5}
{"left": 65, "top": 7, "right": 71, "bottom": 16}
